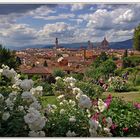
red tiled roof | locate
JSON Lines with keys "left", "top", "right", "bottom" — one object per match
{"left": 22, "top": 66, "right": 52, "bottom": 75}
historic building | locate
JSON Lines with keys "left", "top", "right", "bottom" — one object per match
{"left": 100, "top": 37, "right": 109, "bottom": 49}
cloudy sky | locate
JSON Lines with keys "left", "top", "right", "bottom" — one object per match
{"left": 0, "top": 4, "right": 140, "bottom": 47}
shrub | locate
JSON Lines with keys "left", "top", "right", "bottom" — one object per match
{"left": 53, "top": 69, "right": 65, "bottom": 78}
{"left": 107, "top": 77, "right": 130, "bottom": 92}
{"left": 76, "top": 81, "right": 104, "bottom": 99}
{"left": 135, "top": 74, "right": 140, "bottom": 86}
{"left": 41, "top": 82, "right": 53, "bottom": 96}
{"left": 102, "top": 97, "right": 140, "bottom": 136}
{"left": 69, "top": 73, "right": 84, "bottom": 81}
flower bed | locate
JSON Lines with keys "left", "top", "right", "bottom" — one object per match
{"left": 0, "top": 65, "right": 140, "bottom": 137}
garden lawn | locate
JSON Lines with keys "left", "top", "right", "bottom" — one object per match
{"left": 103, "top": 91, "right": 140, "bottom": 103}
{"left": 40, "top": 96, "right": 57, "bottom": 107}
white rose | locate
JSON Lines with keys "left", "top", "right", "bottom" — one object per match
{"left": 9, "top": 92, "right": 17, "bottom": 100}
{"left": 28, "top": 131, "right": 45, "bottom": 137}
{"left": 20, "top": 79, "right": 34, "bottom": 91}
{"left": 89, "top": 119, "right": 99, "bottom": 130}
{"left": 51, "top": 105, "right": 57, "bottom": 110}
{"left": 21, "top": 91, "right": 35, "bottom": 102}
{"left": 106, "top": 117, "right": 112, "bottom": 128}
{"left": 76, "top": 92, "right": 82, "bottom": 100}
{"left": 0, "top": 69, "right": 3, "bottom": 76}
{"left": 66, "top": 130, "right": 77, "bottom": 137}
{"left": 98, "top": 99, "right": 107, "bottom": 112}
{"left": 30, "top": 86, "right": 43, "bottom": 97}
{"left": 29, "top": 117, "right": 46, "bottom": 131}
{"left": 103, "top": 127, "right": 112, "bottom": 136}
{"left": 55, "top": 76, "right": 61, "bottom": 80}
{"left": 2, "top": 112, "right": 10, "bottom": 121}
{"left": 57, "top": 95, "right": 65, "bottom": 101}
{"left": 73, "top": 87, "right": 83, "bottom": 95}
{"left": 78, "top": 94, "right": 92, "bottom": 109}
{"left": 5, "top": 98, "right": 14, "bottom": 110}
{"left": 24, "top": 110, "right": 40, "bottom": 124}
{"left": 2, "top": 67, "right": 17, "bottom": 80}
{"left": 69, "top": 100, "right": 76, "bottom": 107}
{"left": 63, "top": 77, "right": 76, "bottom": 84}
{"left": 60, "top": 109, "right": 65, "bottom": 114}
{"left": 30, "top": 101, "right": 41, "bottom": 110}
{"left": 69, "top": 116, "right": 76, "bottom": 123}
{"left": 0, "top": 94, "right": 4, "bottom": 100}
{"left": 89, "top": 128, "right": 97, "bottom": 137}
{"left": 24, "top": 108, "right": 46, "bottom": 131}
{"left": 18, "top": 106, "right": 24, "bottom": 111}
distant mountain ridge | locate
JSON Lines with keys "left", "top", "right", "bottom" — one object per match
{"left": 7, "top": 39, "right": 133, "bottom": 50}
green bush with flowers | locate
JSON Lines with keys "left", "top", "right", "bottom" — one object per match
{"left": 0, "top": 65, "right": 140, "bottom": 137}
{"left": 107, "top": 76, "right": 131, "bottom": 92}
{"left": 102, "top": 97, "right": 140, "bottom": 137}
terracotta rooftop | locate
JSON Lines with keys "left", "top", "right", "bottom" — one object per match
{"left": 22, "top": 66, "right": 52, "bottom": 75}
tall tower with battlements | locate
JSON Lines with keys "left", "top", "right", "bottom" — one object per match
{"left": 55, "top": 38, "right": 59, "bottom": 49}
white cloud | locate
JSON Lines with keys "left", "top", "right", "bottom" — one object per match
{"left": 36, "top": 13, "right": 75, "bottom": 20}
{"left": 71, "top": 4, "right": 85, "bottom": 11}
{"left": 28, "top": 5, "right": 56, "bottom": 19}
{"left": 37, "top": 22, "right": 75, "bottom": 43}
{"left": 0, "top": 4, "right": 140, "bottom": 47}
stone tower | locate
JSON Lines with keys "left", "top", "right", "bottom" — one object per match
{"left": 55, "top": 38, "right": 59, "bottom": 49}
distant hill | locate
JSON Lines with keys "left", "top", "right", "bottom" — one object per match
{"left": 7, "top": 39, "right": 133, "bottom": 50}
{"left": 109, "top": 39, "right": 133, "bottom": 49}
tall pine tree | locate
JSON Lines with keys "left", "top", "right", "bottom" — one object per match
{"left": 133, "top": 24, "right": 140, "bottom": 51}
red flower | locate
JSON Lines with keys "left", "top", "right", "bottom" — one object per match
{"left": 111, "top": 123, "right": 117, "bottom": 130}
{"left": 105, "top": 94, "right": 112, "bottom": 109}
{"left": 123, "top": 127, "right": 129, "bottom": 132}
{"left": 102, "top": 117, "right": 106, "bottom": 124}
{"left": 134, "top": 103, "right": 140, "bottom": 109}
{"left": 91, "top": 112, "right": 100, "bottom": 121}
{"left": 92, "top": 99, "right": 98, "bottom": 106}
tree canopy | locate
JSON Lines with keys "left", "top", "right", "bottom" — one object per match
{"left": 0, "top": 45, "right": 21, "bottom": 69}
{"left": 133, "top": 24, "right": 140, "bottom": 51}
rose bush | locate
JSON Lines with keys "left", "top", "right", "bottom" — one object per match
{"left": 1, "top": 65, "right": 140, "bottom": 137}
{"left": 0, "top": 65, "right": 46, "bottom": 137}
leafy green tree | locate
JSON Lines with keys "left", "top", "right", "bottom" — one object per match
{"left": 133, "top": 24, "right": 140, "bottom": 51}
{"left": 101, "top": 59, "right": 117, "bottom": 77}
{"left": 0, "top": 45, "right": 20, "bottom": 69}
{"left": 99, "top": 51, "right": 108, "bottom": 61}
{"left": 122, "top": 57, "right": 132, "bottom": 68}
{"left": 123, "top": 49, "right": 128, "bottom": 58}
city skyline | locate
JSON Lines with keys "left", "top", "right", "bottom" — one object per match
{"left": 0, "top": 4, "right": 140, "bottom": 48}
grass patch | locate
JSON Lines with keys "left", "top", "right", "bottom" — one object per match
{"left": 40, "top": 96, "right": 57, "bottom": 107}
{"left": 103, "top": 91, "right": 140, "bottom": 103}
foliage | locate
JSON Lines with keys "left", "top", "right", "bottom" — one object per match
{"left": 0, "top": 45, "right": 20, "bottom": 69}
{"left": 100, "top": 59, "right": 117, "bottom": 78}
{"left": 86, "top": 59, "right": 116, "bottom": 80}
{"left": 0, "top": 65, "right": 46, "bottom": 137}
{"left": 133, "top": 24, "right": 140, "bottom": 51}
{"left": 134, "top": 74, "right": 140, "bottom": 86}
{"left": 53, "top": 69, "right": 65, "bottom": 78}
{"left": 45, "top": 101, "right": 89, "bottom": 137}
{"left": 70, "top": 73, "right": 84, "bottom": 81}
{"left": 102, "top": 97, "right": 140, "bottom": 136}
{"left": 99, "top": 52, "right": 109, "bottom": 62}
{"left": 76, "top": 81, "right": 104, "bottom": 99}
{"left": 107, "top": 77, "right": 131, "bottom": 92}
{"left": 40, "top": 82, "right": 54, "bottom": 96}
{"left": 1, "top": 64, "right": 140, "bottom": 137}
{"left": 123, "top": 49, "right": 128, "bottom": 58}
